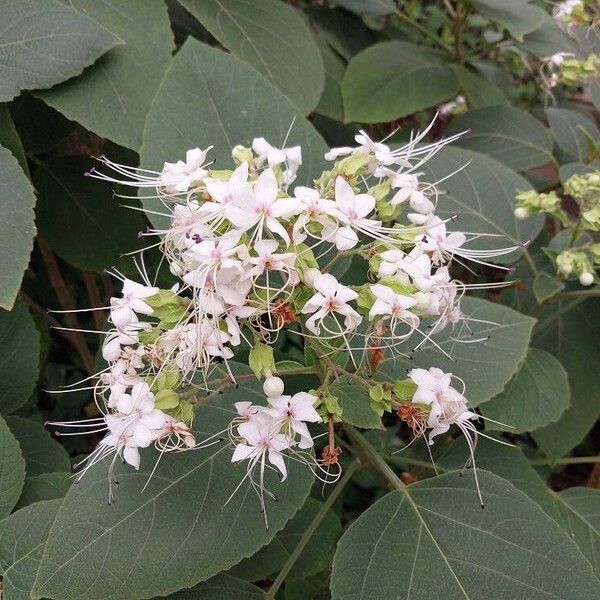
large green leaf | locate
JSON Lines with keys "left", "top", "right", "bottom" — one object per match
{"left": 521, "top": 13, "right": 579, "bottom": 57}
{"left": 0, "top": 499, "right": 62, "bottom": 600}
{"left": 471, "top": 0, "right": 545, "bottom": 41}
{"left": 37, "top": 0, "right": 174, "bottom": 151}
{"left": 556, "top": 488, "right": 600, "bottom": 579}
{"left": 419, "top": 146, "right": 544, "bottom": 263}
{"left": 330, "top": 470, "right": 600, "bottom": 599}
{"left": 330, "top": 0, "right": 395, "bottom": 16}
{"left": 0, "top": 146, "right": 36, "bottom": 310}
{"left": 161, "top": 574, "right": 264, "bottom": 599}
{"left": 378, "top": 297, "right": 535, "bottom": 407}
{"left": 15, "top": 472, "right": 71, "bottom": 510}
{"left": 480, "top": 348, "right": 569, "bottom": 433}
{"left": 450, "top": 65, "right": 510, "bottom": 109}
{"left": 342, "top": 41, "right": 459, "bottom": 123}
{"left": 32, "top": 367, "right": 313, "bottom": 600}
{"left": 140, "top": 38, "right": 328, "bottom": 230}
{"left": 0, "top": 105, "right": 28, "bottom": 174}
{"left": 315, "top": 37, "right": 345, "bottom": 122}
{"left": 0, "top": 416, "right": 26, "bottom": 519}
{"left": 531, "top": 300, "right": 600, "bottom": 460}
{"left": 547, "top": 108, "right": 600, "bottom": 163}
{"left": 331, "top": 377, "right": 382, "bottom": 430}
{"left": 0, "top": 302, "right": 40, "bottom": 413}
{"left": 448, "top": 106, "right": 553, "bottom": 171}
{"left": 6, "top": 417, "right": 71, "bottom": 476}
{"left": 230, "top": 497, "right": 342, "bottom": 581}
{"left": 33, "top": 156, "right": 147, "bottom": 272}
{"left": 0, "top": 0, "right": 122, "bottom": 102}
{"left": 178, "top": 0, "right": 323, "bottom": 115}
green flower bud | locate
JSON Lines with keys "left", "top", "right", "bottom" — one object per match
{"left": 231, "top": 145, "right": 254, "bottom": 166}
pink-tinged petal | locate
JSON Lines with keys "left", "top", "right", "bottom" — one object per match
{"left": 231, "top": 161, "right": 249, "bottom": 184}
{"left": 102, "top": 336, "right": 121, "bottom": 362}
{"left": 413, "top": 388, "right": 437, "bottom": 406}
{"left": 123, "top": 445, "right": 140, "bottom": 469}
{"left": 446, "top": 232, "right": 466, "bottom": 249}
{"left": 324, "top": 147, "right": 354, "bottom": 160}
{"left": 314, "top": 273, "right": 338, "bottom": 297}
{"left": 334, "top": 177, "right": 356, "bottom": 213}
{"left": 111, "top": 305, "right": 135, "bottom": 329}
{"left": 232, "top": 443, "right": 257, "bottom": 462}
{"left": 255, "top": 168, "right": 278, "bottom": 202}
{"left": 227, "top": 206, "right": 258, "bottom": 229}
{"left": 354, "top": 193, "right": 376, "bottom": 217}
{"left": 342, "top": 307, "right": 362, "bottom": 330}
{"left": 369, "top": 299, "right": 391, "bottom": 320}
{"left": 371, "top": 284, "right": 396, "bottom": 304}
{"left": 116, "top": 393, "right": 133, "bottom": 415}
{"left": 335, "top": 226, "right": 358, "bottom": 250}
{"left": 301, "top": 292, "right": 325, "bottom": 315}
{"left": 266, "top": 217, "right": 290, "bottom": 245}
{"left": 133, "top": 423, "right": 153, "bottom": 448}
{"left": 291, "top": 420, "right": 312, "bottom": 442}
{"left": 141, "top": 409, "right": 167, "bottom": 430}
{"left": 305, "top": 312, "right": 322, "bottom": 334}
{"left": 335, "top": 284, "right": 358, "bottom": 305}
{"left": 408, "top": 368, "right": 436, "bottom": 389}
{"left": 268, "top": 449, "right": 288, "bottom": 480}
{"left": 237, "top": 421, "right": 263, "bottom": 445}
{"left": 254, "top": 239, "right": 279, "bottom": 256}
{"left": 234, "top": 401, "right": 252, "bottom": 416}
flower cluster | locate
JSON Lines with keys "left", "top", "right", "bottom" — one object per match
{"left": 49, "top": 119, "right": 518, "bottom": 511}
{"left": 544, "top": 52, "right": 599, "bottom": 89}
{"left": 515, "top": 171, "right": 600, "bottom": 286}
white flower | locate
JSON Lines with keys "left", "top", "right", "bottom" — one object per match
{"left": 227, "top": 168, "right": 300, "bottom": 244}
{"left": 201, "top": 162, "right": 252, "bottom": 221}
{"left": 265, "top": 392, "right": 321, "bottom": 448}
{"left": 252, "top": 138, "right": 302, "bottom": 185}
{"left": 325, "top": 130, "right": 395, "bottom": 165}
{"left": 302, "top": 273, "right": 361, "bottom": 334}
{"left": 292, "top": 186, "right": 338, "bottom": 244}
{"left": 368, "top": 284, "right": 418, "bottom": 327}
{"left": 415, "top": 216, "right": 466, "bottom": 264}
{"left": 232, "top": 419, "right": 290, "bottom": 480}
{"left": 330, "top": 177, "right": 379, "bottom": 250}
{"left": 115, "top": 382, "right": 167, "bottom": 447}
{"left": 240, "top": 240, "right": 298, "bottom": 282}
{"left": 110, "top": 278, "right": 158, "bottom": 329}
{"left": 408, "top": 367, "right": 477, "bottom": 443}
{"left": 160, "top": 147, "right": 212, "bottom": 193}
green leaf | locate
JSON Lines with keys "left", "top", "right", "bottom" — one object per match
{"left": 9, "top": 94, "right": 76, "bottom": 155}
{"left": 447, "top": 106, "right": 553, "bottom": 171}
{"left": 0, "top": 499, "right": 62, "bottom": 600}
{"left": 555, "top": 488, "right": 600, "bottom": 579}
{"left": 32, "top": 366, "right": 313, "bottom": 600}
{"left": 230, "top": 497, "right": 342, "bottom": 581}
{"left": 330, "top": 0, "right": 396, "bottom": 16}
{"left": 331, "top": 377, "right": 383, "bottom": 429}
{"left": 315, "top": 37, "right": 345, "bottom": 122}
{"left": 330, "top": 470, "right": 600, "bottom": 599}
{"left": 160, "top": 574, "right": 264, "bottom": 599}
{"left": 140, "top": 38, "right": 328, "bottom": 231}
{"left": 471, "top": 0, "right": 545, "bottom": 41}
{"left": 0, "top": 0, "right": 122, "bottom": 102}
{"left": 548, "top": 108, "right": 600, "bottom": 163}
{"left": 378, "top": 297, "right": 535, "bottom": 407}
{"left": 37, "top": 0, "right": 174, "bottom": 151}
{"left": 33, "top": 156, "right": 147, "bottom": 272}
{"left": 420, "top": 146, "right": 543, "bottom": 263}
{"left": 0, "top": 302, "right": 40, "bottom": 413}
{"left": 0, "top": 105, "right": 28, "bottom": 174}
{"left": 342, "top": 41, "right": 459, "bottom": 123}
{"left": 0, "top": 415, "right": 26, "bottom": 519}
{"left": 532, "top": 272, "right": 565, "bottom": 303}
{"left": 6, "top": 417, "right": 71, "bottom": 476}
{"left": 15, "top": 472, "right": 71, "bottom": 510}
{"left": 437, "top": 437, "right": 562, "bottom": 522}
{"left": 479, "top": 348, "right": 570, "bottom": 433}
{"left": 178, "top": 0, "right": 324, "bottom": 115}
{"left": 521, "top": 13, "right": 579, "bottom": 57}
{"left": 0, "top": 146, "right": 36, "bottom": 310}
{"left": 531, "top": 300, "right": 600, "bottom": 460}
{"left": 450, "top": 65, "right": 510, "bottom": 109}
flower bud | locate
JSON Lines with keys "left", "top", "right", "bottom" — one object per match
{"left": 301, "top": 268, "right": 321, "bottom": 287}
{"left": 579, "top": 271, "right": 594, "bottom": 286}
{"left": 231, "top": 145, "right": 253, "bottom": 165}
{"left": 169, "top": 262, "right": 183, "bottom": 276}
{"left": 514, "top": 207, "right": 529, "bottom": 220}
{"left": 263, "top": 376, "right": 285, "bottom": 398}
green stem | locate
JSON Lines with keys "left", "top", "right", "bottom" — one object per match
{"left": 345, "top": 424, "right": 406, "bottom": 490}
{"left": 265, "top": 460, "right": 360, "bottom": 599}
{"left": 385, "top": 454, "right": 444, "bottom": 472}
{"left": 557, "top": 289, "right": 600, "bottom": 298}
{"left": 522, "top": 248, "right": 540, "bottom": 277}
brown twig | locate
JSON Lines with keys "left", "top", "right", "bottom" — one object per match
{"left": 36, "top": 238, "right": 96, "bottom": 375}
